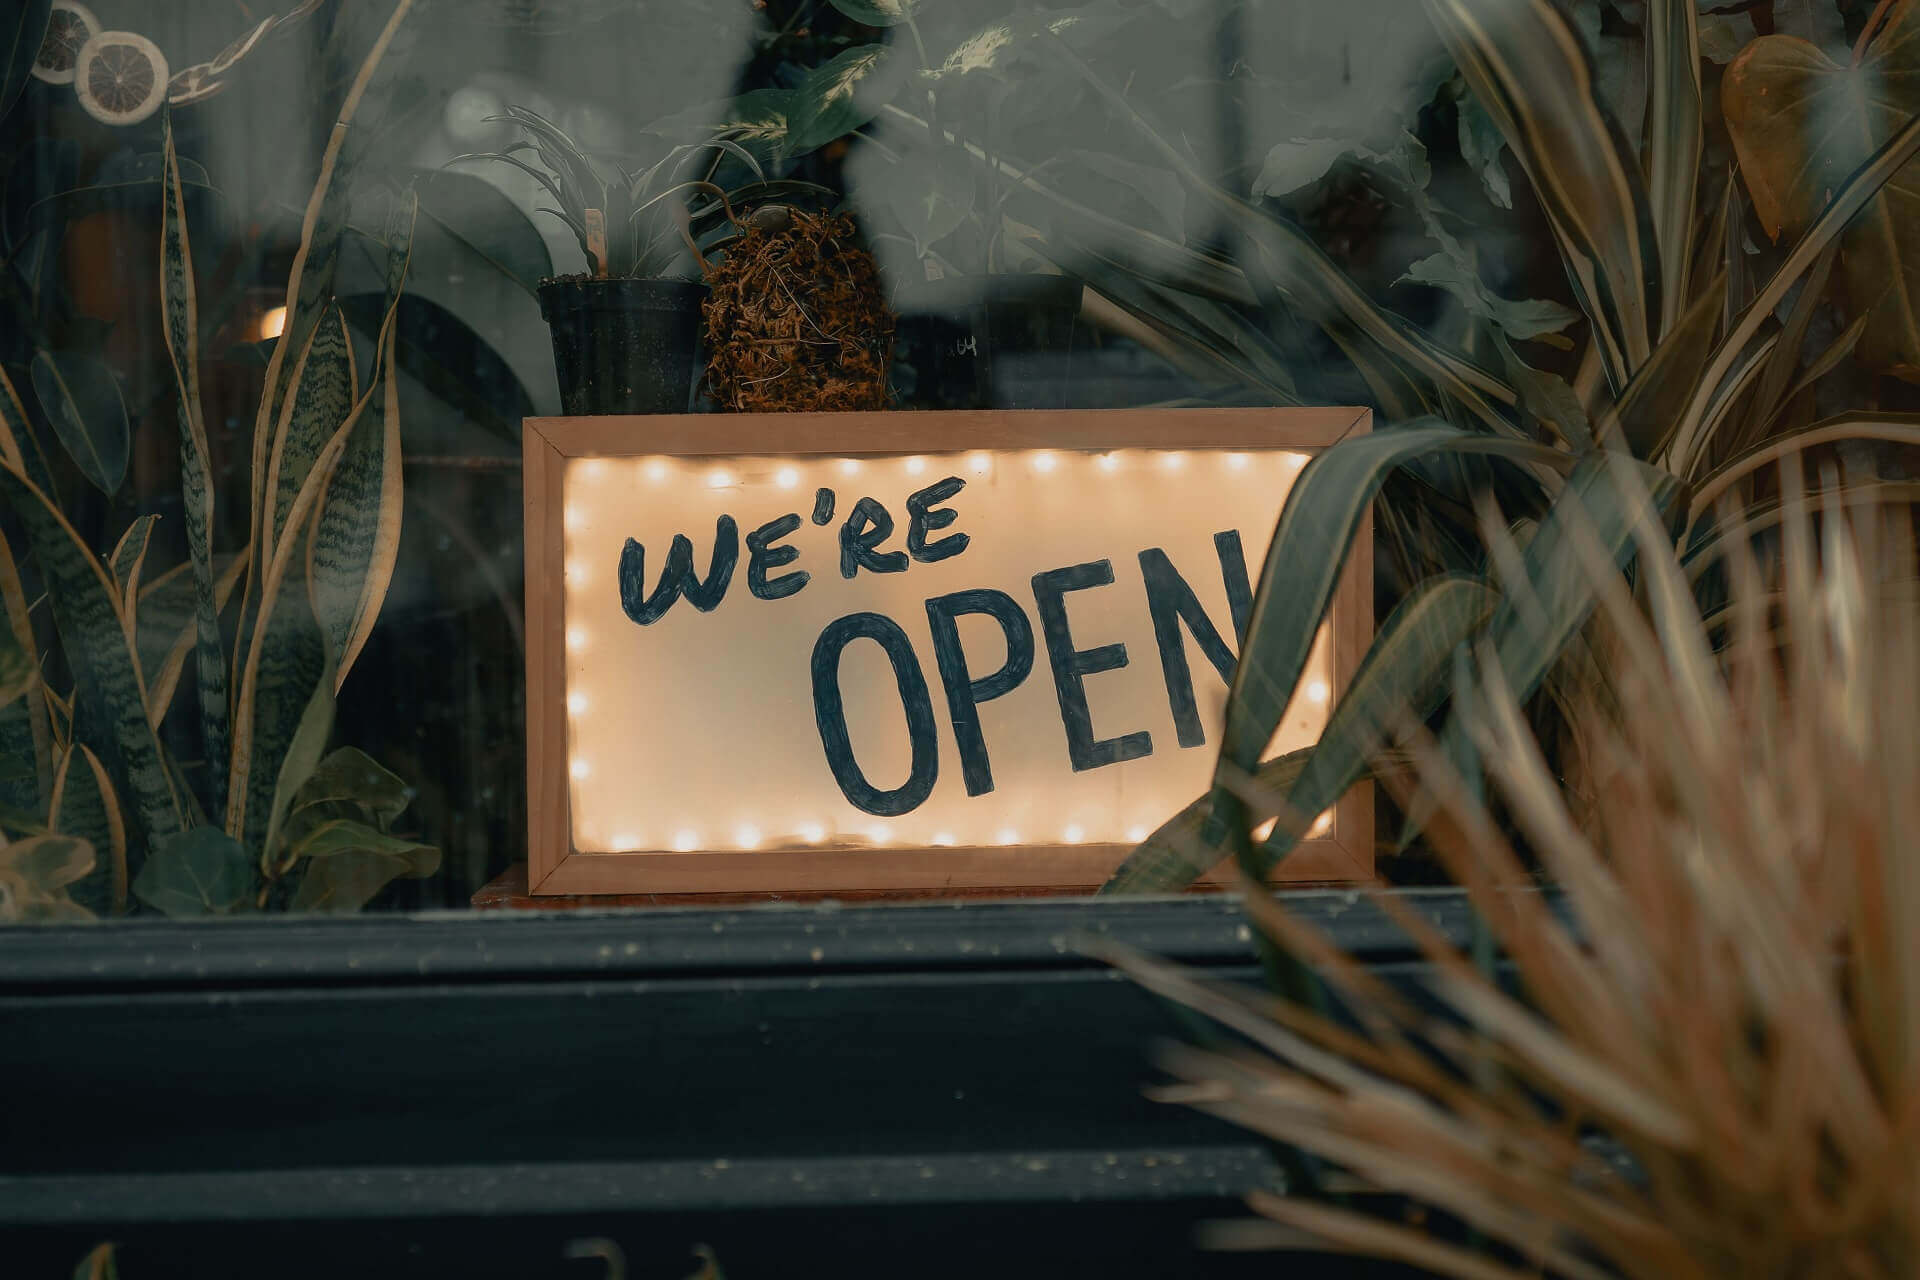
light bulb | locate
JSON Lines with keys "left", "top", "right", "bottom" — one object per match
{"left": 1062, "top": 824, "right": 1085, "bottom": 843}
{"left": 570, "top": 759, "right": 591, "bottom": 780}
{"left": 904, "top": 456, "right": 927, "bottom": 475}
{"left": 672, "top": 830, "right": 699, "bottom": 852}
{"left": 776, "top": 466, "right": 800, "bottom": 489}
{"left": 1031, "top": 451, "right": 1057, "bottom": 473}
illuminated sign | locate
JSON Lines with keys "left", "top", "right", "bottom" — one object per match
{"left": 523, "top": 409, "right": 1372, "bottom": 896}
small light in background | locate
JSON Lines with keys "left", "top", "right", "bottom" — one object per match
{"left": 673, "top": 830, "right": 700, "bottom": 852}
{"left": 904, "top": 455, "right": 927, "bottom": 475}
{"left": 995, "top": 828, "right": 1021, "bottom": 846}
{"left": 1096, "top": 452, "right": 1119, "bottom": 473}
{"left": 1160, "top": 451, "right": 1186, "bottom": 471}
{"left": 1251, "top": 816, "right": 1278, "bottom": 842}
{"left": 840, "top": 459, "right": 862, "bottom": 476}
{"left": 1062, "top": 824, "right": 1085, "bottom": 844}
{"left": 707, "top": 468, "right": 734, "bottom": 489}
{"left": 255, "top": 305, "right": 286, "bottom": 343}
{"left": 1306, "top": 679, "right": 1331, "bottom": 704}
{"left": 734, "top": 824, "right": 762, "bottom": 850}
{"left": 570, "top": 759, "right": 591, "bottom": 780}
{"left": 799, "top": 823, "right": 826, "bottom": 845}
{"left": 776, "top": 466, "right": 800, "bottom": 490}
{"left": 1309, "top": 811, "right": 1333, "bottom": 838}
{"left": 566, "top": 692, "right": 589, "bottom": 715}
{"left": 967, "top": 452, "right": 992, "bottom": 474}
{"left": 930, "top": 831, "right": 955, "bottom": 847}
{"left": 1225, "top": 452, "right": 1250, "bottom": 471}
{"left": 645, "top": 459, "right": 669, "bottom": 483}
{"left": 1125, "top": 825, "right": 1149, "bottom": 843}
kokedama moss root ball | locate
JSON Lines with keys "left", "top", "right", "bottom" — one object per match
{"left": 702, "top": 209, "right": 893, "bottom": 412}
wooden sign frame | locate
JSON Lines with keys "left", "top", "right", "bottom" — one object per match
{"left": 523, "top": 407, "right": 1373, "bottom": 897}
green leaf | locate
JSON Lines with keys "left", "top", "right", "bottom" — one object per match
{"left": 1106, "top": 574, "right": 1497, "bottom": 893}
{"left": 1213, "top": 421, "right": 1566, "bottom": 836}
{"left": 132, "top": 825, "right": 253, "bottom": 917}
{"left": 1455, "top": 89, "right": 1511, "bottom": 209}
{"left": 109, "top": 514, "right": 158, "bottom": 603}
{"left": 310, "top": 218, "right": 412, "bottom": 691}
{"left": 788, "top": 45, "right": 902, "bottom": 157}
{"left": 885, "top": 144, "right": 974, "bottom": 254}
{"left": 0, "top": 535, "right": 45, "bottom": 814}
{"left": 1425, "top": 0, "right": 1661, "bottom": 391}
{"left": 163, "top": 117, "right": 230, "bottom": 820}
{"left": 339, "top": 292, "right": 530, "bottom": 449}
{"left": 30, "top": 351, "right": 129, "bottom": 495}
{"left": 1399, "top": 252, "right": 1579, "bottom": 342}
{"left": 261, "top": 681, "right": 335, "bottom": 872}
{"left": 288, "top": 819, "right": 439, "bottom": 913}
{"left": 417, "top": 168, "right": 553, "bottom": 296}
{"left": 1668, "top": 110, "right": 1920, "bottom": 473}
{"left": 0, "top": 465, "right": 184, "bottom": 847}
{"left": 827, "top": 0, "right": 922, "bottom": 26}
{"left": 0, "top": 0, "right": 49, "bottom": 123}
{"left": 265, "top": 304, "right": 358, "bottom": 562}
{"left": 1644, "top": 0, "right": 1703, "bottom": 335}
{"left": 0, "top": 832, "right": 95, "bottom": 923}
{"left": 291, "top": 747, "right": 413, "bottom": 829}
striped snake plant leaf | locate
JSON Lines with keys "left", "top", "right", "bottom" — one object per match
{"left": 48, "top": 743, "right": 128, "bottom": 915}
{"left": 1643, "top": 0, "right": 1703, "bottom": 336}
{"left": 0, "top": 463, "right": 184, "bottom": 847}
{"left": 30, "top": 350, "right": 130, "bottom": 496}
{"left": 1669, "top": 110, "right": 1920, "bottom": 476}
{"left": 108, "top": 515, "right": 158, "bottom": 611}
{"left": 0, "top": 618, "right": 29, "bottom": 707}
{"left": 241, "top": 0, "right": 414, "bottom": 668}
{"left": 225, "top": 365, "right": 386, "bottom": 847}
{"left": 1425, "top": 0, "right": 1661, "bottom": 393}
{"left": 162, "top": 118, "right": 231, "bottom": 819}
{"left": 1206, "top": 422, "right": 1569, "bottom": 850}
{"left": 309, "top": 198, "right": 413, "bottom": 693}
{"left": 135, "top": 552, "right": 247, "bottom": 732}
{"left": 260, "top": 679, "right": 335, "bottom": 877}
{"left": 1104, "top": 573, "right": 1499, "bottom": 893}
{"left": 262, "top": 304, "right": 358, "bottom": 588}
{"left": 0, "top": 524, "right": 50, "bottom": 811}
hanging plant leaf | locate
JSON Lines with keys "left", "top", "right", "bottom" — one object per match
{"left": 29, "top": 350, "right": 129, "bottom": 495}
{"left": 1723, "top": 0, "right": 1920, "bottom": 382}
{"left": 1398, "top": 252, "right": 1580, "bottom": 343}
{"left": 131, "top": 823, "right": 253, "bottom": 916}
{"left": 787, "top": 44, "right": 904, "bottom": 157}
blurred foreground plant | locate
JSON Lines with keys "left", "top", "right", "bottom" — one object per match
{"left": 1104, "top": 480, "right": 1920, "bottom": 1276}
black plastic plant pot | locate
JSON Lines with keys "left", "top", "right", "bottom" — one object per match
{"left": 537, "top": 276, "right": 705, "bottom": 415}
{"left": 892, "top": 273, "right": 1084, "bottom": 410}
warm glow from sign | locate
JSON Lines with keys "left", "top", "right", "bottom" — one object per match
{"left": 257, "top": 305, "right": 287, "bottom": 342}
{"left": 559, "top": 448, "right": 1332, "bottom": 855}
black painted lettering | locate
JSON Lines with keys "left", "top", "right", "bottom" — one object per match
{"left": 810, "top": 486, "right": 836, "bottom": 526}
{"left": 810, "top": 612, "right": 939, "bottom": 817}
{"left": 617, "top": 517, "right": 738, "bottom": 625}
{"left": 1030, "top": 560, "right": 1152, "bottom": 772}
{"left": 906, "top": 476, "right": 969, "bottom": 564}
{"left": 924, "top": 589, "right": 1034, "bottom": 796}
{"left": 746, "top": 513, "right": 809, "bottom": 602}
{"left": 1139, "top": 531, "right": 1252, "bottom": 748}
{"left": 839, "top": 496, "right": 909, "bottom": 578}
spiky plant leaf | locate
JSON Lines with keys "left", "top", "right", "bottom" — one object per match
{"left": 1643, "top": 0, "right": 1703, "bottom": 335}
{"left": 1106, "top": 573, "right": 1497, "bottom": 893}
{"left": 162, "top": 116, "right": 230, "bottom": 818}
{"left": 309, "top": 199, "right": 412, "bottom": 692}
{"left": 48, "top": 744, "right": 127, "bottom": 915}
{"left": 1425, "top": 0, "right": 1661, "bottom": 392}
{"left": 1208, "top": 422, "right": 1568, "bottom": 848}
{"left": 0, "top": 524, "right": 50, "bottom": 811}
{"left": 0, "top": 464, "right": 182, "bottom": 847}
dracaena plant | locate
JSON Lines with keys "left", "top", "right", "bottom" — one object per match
{"left": 945, "top": 0, "right": 1920, "bottom": 889}
{"left": 457, "top": 104, "right": 807, "bottom": 279}
{"left": 1102, "top": 486, "right": 1920, "bottom": 1277}
{"left": 0, "top": 0, "right": 439, "bottom": 920}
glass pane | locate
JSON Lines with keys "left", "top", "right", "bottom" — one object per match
{"left": 2, "top": 1, "right": 1909, "bottom": 921}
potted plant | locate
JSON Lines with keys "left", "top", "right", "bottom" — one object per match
{"left": 459, "top": 106, "right": 773, "bottom": 415}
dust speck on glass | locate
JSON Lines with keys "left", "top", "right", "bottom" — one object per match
{"left": 0, "top": 0, "right": 1907, "bottom": 919}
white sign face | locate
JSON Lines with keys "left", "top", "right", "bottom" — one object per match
{"left": 558, "top": 446, "right": 1332, "bottom": 858}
